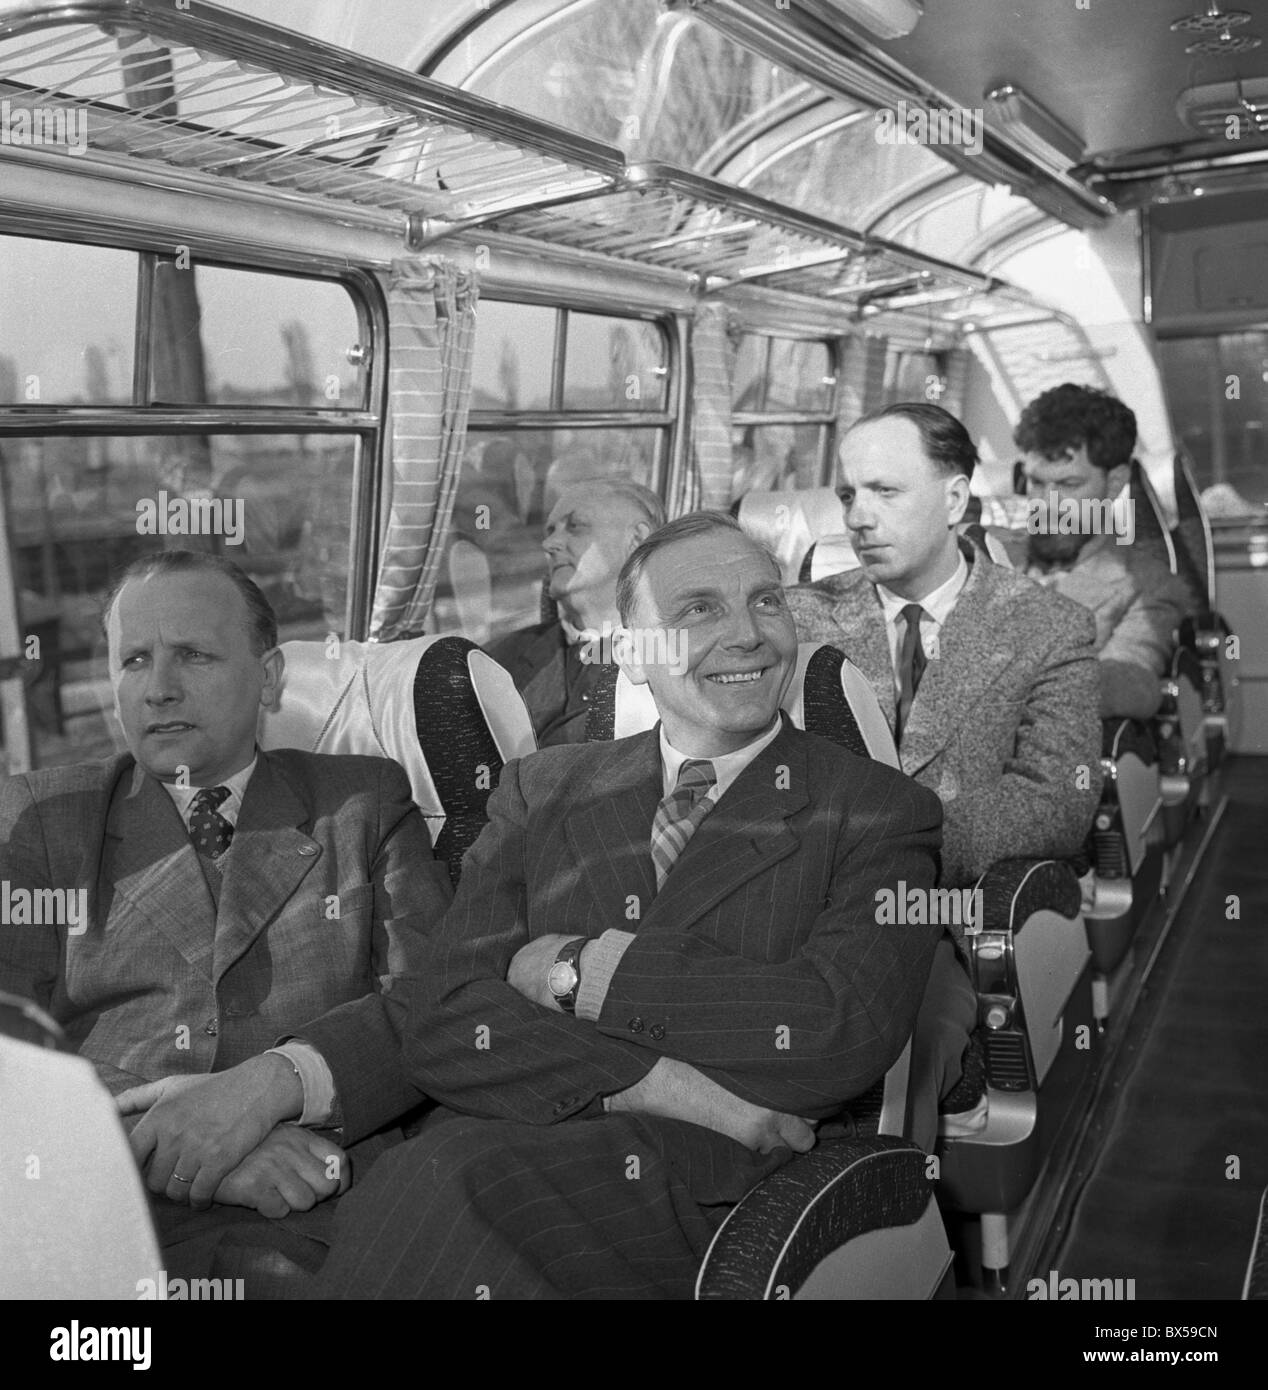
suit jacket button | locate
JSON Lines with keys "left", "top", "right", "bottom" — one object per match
{"left": 649, "top": 1024, "right": 665, "bottom": 1040}
{"left": 628, "top": 1017, "right": 644, "bottom": 1033}
{"left": 298, "top": 845, "right": 319, "bottom": 857}
{"left": 204, "top": 1018, "right": 218, "bottom": 1037}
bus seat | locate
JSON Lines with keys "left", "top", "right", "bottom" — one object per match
{"left": 937, "top": 858, "right": 1096, "bottom": 1294}
{"left": 798, "top": 534, "right": 859, "bottom": 583}
{"left": 735, "top": 488, "right": 841, "bottom": 586}
{"left": 1084, "top": 718, "right": 1164, "bottom": 1020}
{"left": 1156, "top": 647, "right": 1207, "bottom": 848}
{"left": 1243, "top": 1187, "right": 1268, "bottom": 1301}
{"left": 446, "top": 537, "right": 493, "bottom": 645}
{"left": 0, "top": 992, "right": 162, "bottom": 1299}
{"left": 259, "top": 634, "right": 536, "bottom": 884}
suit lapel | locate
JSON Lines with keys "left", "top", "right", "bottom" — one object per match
{"left": 563, "top": 733, "right": 660, "bottom": 920}
{"left": 898, "top": 553, "right": 1015, "bottom": 777}
{"left": 105, "top": 764, "right": 217, "bottom": 978}
{"left": 644, "top": 720, "right": 809, "bottom": 934}
{"left": 213, "top": 752, "right": 321, "bottom": 982}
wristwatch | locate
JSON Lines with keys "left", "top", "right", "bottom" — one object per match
{"left": 547, "top": 936, "right": 588, "bottom": 1013}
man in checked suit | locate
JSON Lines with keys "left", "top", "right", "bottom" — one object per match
{"left": 787, "top": 402, "right": 1102, "bottom": 1131}
{"left": 0, "top": 551, "right": 450, "bottom": 1275}
{"left": 316, "top": 511, "right": 943, "bottom": 1299}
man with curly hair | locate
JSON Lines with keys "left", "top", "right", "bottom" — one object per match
{"left": 1012, "top": 383, "right": 1192, "bottom": 720}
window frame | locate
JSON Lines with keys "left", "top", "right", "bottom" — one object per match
{"left": 0, "top": 230, "right": 388, "bottom": 639}
{"left": 730, "top": 331, "right": 841, "bottom": 489}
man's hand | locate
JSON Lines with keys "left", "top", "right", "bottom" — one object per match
{"left": 213, "top": 1124, "right": 351, "bottom": 1220}
{"left": 609, "top": 1057, "right": 817, "bottom": 1155}
{"left": 116, "top": 1054, "right": 304, "bottom": 1210}
{"left": 507, "top": 933, "right": 577, "bottom": 1009}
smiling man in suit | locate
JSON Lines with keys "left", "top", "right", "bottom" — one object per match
{"left": 787, "top": 403, "right": 1102, "bottom": 1134}
{"left": 316, "top": 511, "right": 942, "bottom": 1299}
{"left": 0, "top": 551, "right": 450, "bottom": 1278}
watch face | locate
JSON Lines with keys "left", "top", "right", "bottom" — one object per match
{"left": 548, "top": 960, "right": 579, "bottom": 998}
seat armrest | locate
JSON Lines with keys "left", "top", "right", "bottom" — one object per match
{"left": 1102, "top": 717, "right": 1158, "bottom": 764}
{"left": 695, "top": 1137, "right": 932, "bottom": 1300}
{"left": 971, "top": 858, "right": 1081, "bottom": 938}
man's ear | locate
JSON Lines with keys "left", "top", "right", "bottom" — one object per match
{"left": 944, "top": 473, "right": 971, "bottom": 527}
{"left": 259, "top": 646, "right": 285, "bottom": 711}
{"left": 628, "top": 520, "right": 653, "bottom": 552}
{"left": 615, "top": 623, "right": 650, "bottom": 688}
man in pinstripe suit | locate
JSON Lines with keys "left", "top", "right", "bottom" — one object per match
{"left": 317, "top": 512, "right": 942, "bottom": 1299}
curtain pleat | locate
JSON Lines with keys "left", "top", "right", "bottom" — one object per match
{"left": 369, "top": 258, "right": 478, "bottom": 640}
{"left": 683, "top": 302, "right": 736, "bottom": 515}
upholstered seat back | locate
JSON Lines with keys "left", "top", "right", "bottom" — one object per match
{"left": 736, "top": 488, "right": 843, "bottom": 585}
{"left": 259, "top": 634, "right": 536, "bottom": 883}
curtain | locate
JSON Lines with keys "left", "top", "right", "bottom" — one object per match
{"left": 681, "top": 302, "right": 737, "bottom": 516}
{"left": 369, "top": 258, "right": 479, "bottom": 640}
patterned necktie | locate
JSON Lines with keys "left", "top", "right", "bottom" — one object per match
{"left": 189, "top": 786, "right": 234, "bottom": 862}
{"left": 895, "top": 603, "right": 928, "bottom": 748}
{"left": 650, "top": 759, "right": 717, "bottom": 890}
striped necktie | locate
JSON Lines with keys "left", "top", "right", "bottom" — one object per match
{"left": 650, "top": 759, "right": 717, "bottom": 891}
{"left": 895, "top": 603, "right": 928, "bottom": 748}
{"left": 189, "top": 786, "right": 234, "bottom": 862}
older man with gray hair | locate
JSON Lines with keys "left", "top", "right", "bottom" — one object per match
{"left": 486, "top": 476, "right": 665, "bottom": 745}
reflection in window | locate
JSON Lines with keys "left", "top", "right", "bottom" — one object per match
{"left": 0, "top": 434, "right": 355, "bottom": 768}
{"left": 730, "top": 334, "right": 835, "bottom": 502}
{"left": 150, "top": 264, "right": 365, "bottom": 410}
{"left": 463, "top": 0, "right": 803, "bottom": 168}
{"left": 1158, "top": 334, "right": 1268, "bottom": 511}
{"left": 432, "top": 427, "right": 662, "bottom": 644}
{"left": 0, "top": 236, "right": 137, "bottom": 405}
{"left": 744, "top": 118, "right": 949, "bottom": 231}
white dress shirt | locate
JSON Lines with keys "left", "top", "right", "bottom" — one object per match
{"left": 874, "top": 550, "right": 969, "bottom": 698}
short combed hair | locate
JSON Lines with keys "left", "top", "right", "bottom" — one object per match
{"left": 615, "top": 511, "right": 781, "bottom": 626}
{"left": 1014, "top": 383, "right": 1137, "bottom": 472}
{"left": 560, "top": 476, "right": 667, "bottom": 530}
{"left": 848, "top": 401, "right": 979, "bottom": 480}
{"left": 100, "top": 550, "right": 279, "bottom": 655}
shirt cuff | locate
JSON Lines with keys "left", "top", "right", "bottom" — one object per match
{"left": 575, "top": 929, "right": 636, "bottom": 1022}
{"left": 266, "top": 1043, "right": 335, "bottom": 1128}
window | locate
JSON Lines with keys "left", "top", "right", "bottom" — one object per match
{"left": 0, "top": 234, "right": 375, "bottom": 772}
{"left": 433, "top": 301, "right": 672, "bottom": 645}
{"left": 1158, "top": 333, "right": 1268, "bottom": 512}
{"left": 730, "top": 334, "right": 836, "bottom": 501}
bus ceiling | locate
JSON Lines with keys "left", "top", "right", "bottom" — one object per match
{"left": 0, "top": 0, "right": 1082, "bottom": 342}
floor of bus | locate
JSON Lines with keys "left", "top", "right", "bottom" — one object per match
{"left": 1050, "top": 754, "right": 1268, "bottom": 1299}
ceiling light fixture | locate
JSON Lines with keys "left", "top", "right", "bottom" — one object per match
{"left": 985, "top": 84, "right": 1084, "bottom": 172}
{"left": 1170, "top": 3, "right": 1261, "bottom": 54}
{"left": 822, "top": 0, "right": 924, "bottom": 41}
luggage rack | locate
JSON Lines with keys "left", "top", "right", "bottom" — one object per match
{"left": 0, "top": 0, "right": 1044, "bottom": 324}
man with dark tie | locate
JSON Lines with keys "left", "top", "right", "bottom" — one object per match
{"left": 787, "top": 402, "right": 1102, "bottom": 1132}
{"left": 316, "top": 511, "right": 943, "bottom": 1299}
{"left": 0, "top": 551, "right": 450, "bottom": 1276}
{"left": 486, "top": 477, "right": 665, "bottom": 744}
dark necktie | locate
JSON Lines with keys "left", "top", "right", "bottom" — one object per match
{"left": 650, "top": 759, "right": 717, "bottom": 890}
{"left": 189, "top": 786, "right": 234, "bottom": 862}
{"left": 895, "top": 603, "right": 928, "bottom": 748}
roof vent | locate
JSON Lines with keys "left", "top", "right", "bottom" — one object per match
{"left": 1178, "top": 77, "right": 1268, "bottom": 138}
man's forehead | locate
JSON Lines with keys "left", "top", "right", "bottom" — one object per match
{"left": 110, "top": 571, "right": 241, "bottom": 633}
{"left": 841, "top": 417, "right": 929, "bottom": 476}
{"left": 643, "top": 534, "right": 779, "bottom": 599}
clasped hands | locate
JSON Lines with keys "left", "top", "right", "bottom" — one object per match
{"left": 116, "top": 1056, "right": 349, "bottom": 1218}
{"left": 507, "top": 933, "right": 817, "bottom": 1157}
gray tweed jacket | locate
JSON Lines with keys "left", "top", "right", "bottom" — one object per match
{"left": 786, "top": 547, "right": 1103, "bottom": 887}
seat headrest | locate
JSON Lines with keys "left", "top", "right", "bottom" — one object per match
{"left": 736, "top": 488, "right": 843, "bottom": 585}
{"left": 259, "top": 635, "right": 536, "bottom": 843}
